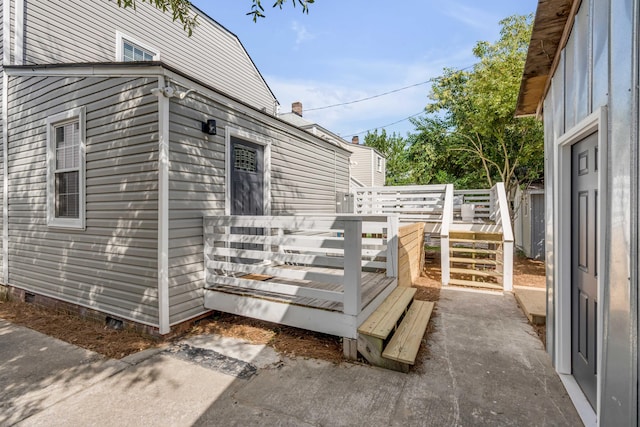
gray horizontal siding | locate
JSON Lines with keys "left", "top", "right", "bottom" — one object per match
{"left": 22, "top": 0, "right": 275, "bottom": 112}
{"left": 350, "top": 147, "right": 372, "bottom": 187}
{"left": 7, "top": 75, "right": 160, "bottom": 326}
{"left": 167, "top": 91, "right": 350, "bottom": 325}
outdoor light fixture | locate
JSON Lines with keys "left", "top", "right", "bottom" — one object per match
{"left": 202, "top": 119, "right": 217, "bottom": 135}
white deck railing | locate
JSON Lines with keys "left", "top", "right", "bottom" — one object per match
{"left": 492, "top": 183, "right": 514, "bottom": 291}
{"left": 354, "top": 185, "right": 447, "bottom": 223}
{"left": 453, "top": 189, "right": 493, "bottom": 220}
{"left": 440, "top": 184, "right": 454, "bottom": 285}
{"left": 203, "top": 215, "right": 398, "bottom": 317}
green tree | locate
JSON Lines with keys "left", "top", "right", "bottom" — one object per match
{"left": 364, "top": 129, "right": 411, "bottom": 186}
{"left": 411, "top": 14, "right": 543, "bottom": 197}
{"left": 116, "top": 0, "right": 314, "bottom": 35}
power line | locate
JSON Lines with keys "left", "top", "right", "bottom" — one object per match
{"left": 343, "top": 111, "right": 425, "bottom": 138}
{"left": 304, "top": 65, "right": 474, "bottom": 112}
{"left": 304, "top": 80, "right": 433, "bottom": 112}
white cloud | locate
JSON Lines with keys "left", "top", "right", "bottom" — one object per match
{"left": 267, "top": 50, "right": 476, "bottom": 138}
{"left": 291, "top": 21, "right": 314, "bottom": 47}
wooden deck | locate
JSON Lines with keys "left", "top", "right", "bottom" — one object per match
{"left": 208, "top": 267, "right": 395, "bottom": 313}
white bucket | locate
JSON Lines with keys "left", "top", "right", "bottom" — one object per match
{"left": 461, "top": 204, "right": 475, "bottom": 222}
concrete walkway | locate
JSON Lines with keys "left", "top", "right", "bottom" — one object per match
{"left": 1, "top": 289, "right": 582, "bottom": 426}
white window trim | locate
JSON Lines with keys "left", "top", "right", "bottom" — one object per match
{"left": 115, "top": 30, "right": 160, "bottom": 62}
{"left": 46, "top": 107, "right": 86, "bottom": 230}
{"left": 224, "top": 126, "right": 271, "bottom": 216}
{"left": 377, "top": 156, "right": 383, "bottom": 173}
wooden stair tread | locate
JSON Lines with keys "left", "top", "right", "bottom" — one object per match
{"left": 449, "top": 231, "right": 503, "bottom": 241}
{"left": 358, "top": 287, "right": 416, "bottom": 340}
{"left": 450, "top": 257, "right": 498, "bottom": 265}
{"left": 450, "top": 267, "right": 502, "bottom": 277}
{"left": 382, "top": 300, "right": 434, "bottom": 365}
{"left": 450, "top": 238, "right": 502, "bottom": 244}
{"left": 448, "top": 278, "right": 503, "bottom": 290}
{"left": 450, "top": 247, "right": 499, "bottom": 255}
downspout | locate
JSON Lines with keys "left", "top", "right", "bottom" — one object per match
{"left": 156, "top": 76, "right": 170, "bottom": 334}
{"left": 2, "top": 0, "right": 10, "bottom": 285}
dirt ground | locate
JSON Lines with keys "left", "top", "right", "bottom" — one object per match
{"left": 0, "top": 254, "right": 545, "bottom": 363}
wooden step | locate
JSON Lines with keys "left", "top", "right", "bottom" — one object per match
{"left": 448, "top": 278, "right": 503, "bottom": 290}
{"left": 450, "top": 267, "right": 502, "bottom": 277}
{"left": 450, "top": 247, "right": 499, "bottom": 255}
{"left": 358, "top": 287, "right": 416, "bottom": 340}
{"left": 450, "top": 257, "right": 498, "bottom": 266}
{"left": 449, "top": 231, "right": 503, "bottom": 242}
{"left": 382, "top": 300, "right": 434, "bottom": 365}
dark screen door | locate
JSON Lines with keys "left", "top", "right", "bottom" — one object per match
{"left": 230, "top": 137, "right": 264, "bottom": 262}
{"left": 571, "top": 132, "right": 598, "bottom": 409}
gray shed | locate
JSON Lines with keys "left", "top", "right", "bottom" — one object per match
{"left": 514, "top": 185, "right": 545, "bottom": 260}
{"left": 517, "top": 0, "right": 639, "bottom": 425}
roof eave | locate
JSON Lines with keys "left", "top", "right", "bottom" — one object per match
{"left": 515, "top": 0, "right": 580, "bottom": 117}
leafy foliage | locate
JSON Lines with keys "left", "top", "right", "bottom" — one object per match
{"left": 248, "top": 0, "right": 315, "bottom": 22}
{"left": 116, "top": 0, "right": 199, "bottom": 36}
{"left": 408, "top": 14, "right": 543, "bottom": 197}
{"left": 116, "top": 0, "right": 315, "bottom": 35}
{"left": 364, "top": 130, "right": 411, "bottom": 186}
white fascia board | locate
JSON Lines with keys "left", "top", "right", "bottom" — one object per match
{"left": 3, "top": 65, "right": 166, "bottom": 77}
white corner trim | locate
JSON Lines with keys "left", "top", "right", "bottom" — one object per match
{"left": 553, "top": 106, "right": 607, "bottom": 424}
{"left": 14, "top": 0, "right": 24, "bottom": 65}
{"left": 2, "top": 73, "right": 8, "bottom": 285}
{"left": 115, "top": 30, "right": 161, "bottom": 61}
{"left": 224, "top": 126, "right": 272, "bottom": 216}
{"left": 2, "top": 0, "right": 10, "bottom": 65}
{"left": 157, "top": 76, "right": 170, "bottom": 334}
{"left": 45, "top": 107, "right": 87, "bottom": 230}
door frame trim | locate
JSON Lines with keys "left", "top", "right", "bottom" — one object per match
{"left": 225, "top": 126, "right": 271, "bottom": 216}
{"left": 553, "top": 106, "right": 607, "bottom": 422}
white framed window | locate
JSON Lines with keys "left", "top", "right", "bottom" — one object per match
{"left": 377, "top": 156, "right": 383, "bottom": 172}
{"left": 115, "top": 31, "right": 160, "bottom": 62}
{"left": 46, "top": 107, "right": 86, "bottom": 229}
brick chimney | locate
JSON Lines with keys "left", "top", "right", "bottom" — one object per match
{"left": 352, "top": 136, "right": 360, "bottom": 145}
{"left": 292, "top": 101, "right": 303, "bottom": 117}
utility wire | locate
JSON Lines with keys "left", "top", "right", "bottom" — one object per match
{"left": 304, "top": 65, "right": 474, "bottom": 112}
{"left": 304, "top": 80, "right": 433, "bottom": 112}
{"left": 343, "top": 111, "right": 425, "bottom": 138}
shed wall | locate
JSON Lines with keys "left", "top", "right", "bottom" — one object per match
{"left": 350, "top": 146, "right": 372, "bottom": 187}
{"left": 20, "top": 0, "right": 275, "bottom": 112}
{"left": 6, "top": 75, "right": 160, "bottom": 326}
{"left": 543, "top": 0, "right": 638, "bottom": 423}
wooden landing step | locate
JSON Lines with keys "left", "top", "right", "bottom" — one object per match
{"left": 514, "top": 287, "right": 546, "bottom": 325}
{"left": 450, "top": 267, "right": 501, "bottom": 277}
{"left": 448, "top": 278, "right": 503, "bottom": 291}
{"left": 450, "top": 247, "right": 499, "bottom": 255}
{"left": 357, "top": 287, "right": 434, "bottom": 373}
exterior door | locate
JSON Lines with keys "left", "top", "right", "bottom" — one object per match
{"left": 531, "top": 193, "right": 545, "bottom": 260}
{"left": 230, "top": 137, "right": 264, "bottom": 261}
{"left": 571, "top": 132, "right": 598, "bottom": 409}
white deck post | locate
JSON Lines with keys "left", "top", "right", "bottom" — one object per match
{"left": 503, "top": 240, "right": 514, "bottom": 292}
{"left": 386, "top": 215, "right": 399, "bottom": 277}
{"left": 440, "top": 184, "right": 454, "bottom": 286}
{"left": 343, "top": 217, "right": 363, "bottom": 316}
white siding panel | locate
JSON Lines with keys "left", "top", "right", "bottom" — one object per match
{"left": 7, "top": 75, "right": 160, "bottom": 326}
{"left": 22, "top": 1, "right": 276, "bottom": 112}
{"left": 591, "top": 0, "right": 609, "bottom": 110}
{"left": 350, "top": 145, "right": 373, "bottom": 186}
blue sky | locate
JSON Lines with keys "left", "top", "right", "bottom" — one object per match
{"left": 194, "top": 0, "right": 538, "bottom": 140}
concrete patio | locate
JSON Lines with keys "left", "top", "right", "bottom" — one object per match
{"left": 1, "top": 288, "right": 581, "bottom": 426}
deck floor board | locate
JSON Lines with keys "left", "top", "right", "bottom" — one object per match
{"left": 208, "top": 266, "right": 395, "bottom": 313}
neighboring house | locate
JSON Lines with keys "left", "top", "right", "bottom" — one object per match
{"left": 517, "top": 0, "right": 638, "bottom": 425}
{"left": 513, "top": 184, "right": 544, "bottom": 260}
{"left": 279, "top": 102, "right": 387, "bottom": 188}
{"left": 0, "top": 1, "right": 351, "bottom": 334}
